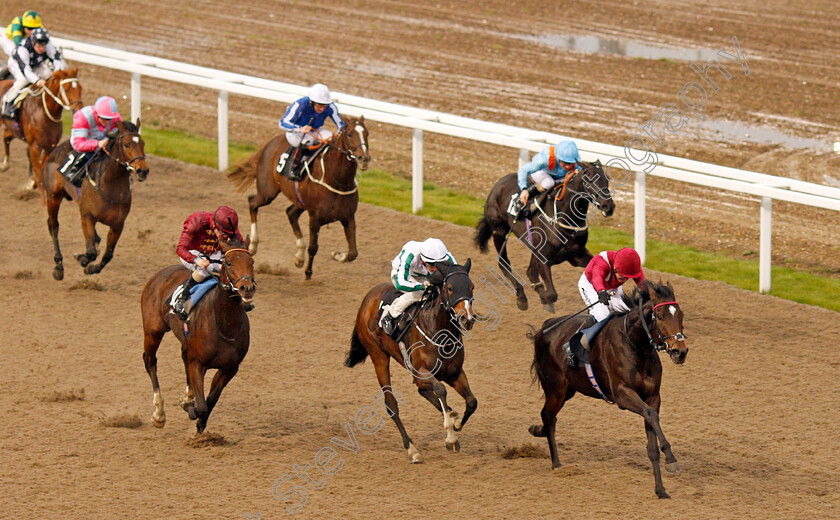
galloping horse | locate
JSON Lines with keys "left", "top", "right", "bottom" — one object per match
{"left": 141, "top": 237, "right": 256, "bottom": 433}
{"left": 475, "top": 161, "right": 615, "bottom": 313}
{"left": 227, "top": 116, "right": 370, "bottom": 279}
{"left": 41, "top": 120, "right": 149, "bottom": 280}
{"left": 529, "top": 281, "right": 689, "bottom": 498}
{"left": 345, "top": 261, "right": 478, "bottom": 463}
{"left": 0, "top": 67, "right": 83, "bottom": 185}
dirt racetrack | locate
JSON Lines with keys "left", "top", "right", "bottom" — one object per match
{"left": 2, "top": 154, "right": 839, "bottom": 519}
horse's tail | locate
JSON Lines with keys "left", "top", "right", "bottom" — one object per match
{"left": 528, "top": 324, "right": 548, "bottom": 390}
{"left": 226, "top": 139, "right": 271, "bottom": 192}
{"left": 474, "top": 218, "right": 493, "bottom": 253}
{"left": 344, "top": 330, "right": 369, "bottom": 368}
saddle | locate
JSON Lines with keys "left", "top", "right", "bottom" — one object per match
{"left": 378, "top": 287, "right": 429, "bottom": 342}
{"left": 58, "top": 151, "right": 95, "bottom": 187}
{"left": 565, "top": 315, "right": 611, "bottom": 367}
{"left": 275, "top": 144, "right": 327, "bottom": 182}
{"left": 169, "top": 278, "right": 218, "bottom": 319}
{"left": 506, "top": 180, "right": 554, "bottom": 219}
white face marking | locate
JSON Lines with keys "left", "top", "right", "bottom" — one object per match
{"left": 355, "top": 126, "right": 367, "bottom": 154}
{"left": 132, "top": 136, "right": 139, "bottom": 143}
{"left": 71, "top": 81, "right": 77, "bottom": 88}
{"left": 669, "top": 305, "right": 676, "bottom": 316}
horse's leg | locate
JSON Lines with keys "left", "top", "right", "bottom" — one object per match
{"left": 0, "top": 128, "right": 11, "bottom": 171}
{"left": 26, "top": 145, "right": 40, "bottom": 189}
{"left": 74, "top": 215, "right": 98, "bottom": 267}
{"left": 536, "top": 258, "right": 559, "bottom": 313}
{"left": 189, "top": 361, "right": 209, "bottom": 433}
{"left": 179, "top": 346, "right": 196, "bottom": 419}
{"left": 203, "top": 366, "right": 239, "bottom": 423}
{"left": 85, "top": 221, "right": 124, "bottom": 275}
{"left": 528, "top": 381, "right": 571, "bottom": 469}
{"left": 47, "top": 193, "right": 65, "bottom": 281}
{"left": 416, "top": 376, "right": 460, "bottom": 452}
{"left": 644, "top": 394, "right": 670, "bottom": 499}
{"left": 142, "top": 327, "right": 167, "bottom": 427}
{"left": 304, "top": 218, "right": 322, "bottom": 280}
{"left": 247, "top": 190, "right": 280, "bottom": 255}
{"left": 613, "top": 387, "right": 679, "bottom": 498}
{"left": 526, "top": 254, "right": 556, "bottom": 313}
{"left": 449, "top": 370, "right": 477, "bottom": 432}
{"left": 331, "top": 216, "right": 358, "bottom": 263}
{"left": 371, "top": 353, "right": 420, "bottom": 463}
{"left": 286, "top": 204, "right": 306, "bottom": 269}
{"left": 568, "top": 239, "right": 593, "bottom": 267}
{"left": 493, "top": 232, "right": 527, "bottom": 310}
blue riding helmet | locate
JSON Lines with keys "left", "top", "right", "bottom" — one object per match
{"left": 556, "top": 140, "right": 581, "bottom": 164}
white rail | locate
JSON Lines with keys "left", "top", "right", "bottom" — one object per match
{"left": 52, "top": 37, "right": 840, "bottom": 293}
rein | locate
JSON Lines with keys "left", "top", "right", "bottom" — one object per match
{"left": 39, "top": 77, "right": 82, "bottom": 122}
{"left": 407, "top": 271, "right": 473, "bottom": 350}
{"left": 623, "top": 300, "right": 687, "bottom": 354}
{"left": 532, "top": 163, "right": 604, "bottom": 232}
{"left": 303, "top": 126, "right": 366, "bottom": 196}
{"left": 87, "top": 131, "right": 146, "bottom": 204}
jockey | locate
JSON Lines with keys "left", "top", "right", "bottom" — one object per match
{"left": 60, "top": 96, "right": 123, "bottom": 179}
{"left": 0, "top": 10, "right": 42, "bottom": 57}
{"left": 379, "top": 238, "right": 456, "bottom": 336}
{"left": 171, "top": 206, "right": 246, "bottom": 320}
{"left": 278, "top": 83, "right": 345, "bottom": 179}
{"left": 562, "top": 247, "right": 646, "bottom": 365}
{"left": 1, "top": 27, "right": 66, "bottom": 119}
{"left": 511, "top": 140, "right": 582, "bottom": 217}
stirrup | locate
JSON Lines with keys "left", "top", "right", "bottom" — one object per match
{"left": 562, "top": 341, "right": 575, "bottom": 366}
{"left": 380, "top": 314, "right": 396, "bottom": 336}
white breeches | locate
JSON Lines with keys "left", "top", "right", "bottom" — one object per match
{"left": 530, "top": 170, "right": 558, "bottom": 191}
{"left": 384, "top": 289, "right": 424, "bottom": 318}
{"left": 285, "top": 127, "right": 333, "bottom": 148}
{"left": 180, "top": 250, "right": 223, "bottom": 279}
{"left": 2, "top": 60, "right": 51, "bottom": 104}
{"left": 578, "top": 273, "right": 630, "bottom": 322}
{"left": 0, "top": 35, "right": 15, "bottom": 57}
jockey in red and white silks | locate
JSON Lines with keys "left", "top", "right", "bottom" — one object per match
{"left": 578, "top": 248, "right": 646, "bottom": 322}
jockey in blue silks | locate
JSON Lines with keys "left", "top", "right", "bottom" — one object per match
{"left": 512, "top": 139, "right": 582, "bottom": 215}
{"left": 277, "top": 83, "right": 345, "bottom": 178}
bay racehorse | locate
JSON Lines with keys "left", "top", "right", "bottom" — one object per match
{"left": 474, "top": 161, "right": 615, "bottom": 313}
{"left": 0, "top": 67, "right": 83, "bottom": 185}
{"left": 41, "top": 119, "right": 149, "bottom": 280}
{"left": 141, "top": 236, "right": 256, "bottom": 433}
{"left": 345, "top": 260, "right": 478, "bottom": 463}
{"left": 529, "top": 281, "right": 688, "bottom": 498}
{"left": 226, "top": 116, "right": 370, "bottom": 279}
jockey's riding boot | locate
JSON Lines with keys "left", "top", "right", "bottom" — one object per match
{"left": 1, "top": 101, "right": 15, "bottom": 119}
{"left": 290, "top": 146, "right": 306, "bottom": 180}
{"left": 561, "top": 332, "right": 582, "bottom": 367}
{"left": 380, "top": 313, "right": 396, "bottom": 336}
{"left": 171, "top": 276, "right": 199, "bottom": 319}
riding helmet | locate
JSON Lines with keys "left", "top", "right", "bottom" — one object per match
{"left": 419, "top": 238, "right": 449, "bottom": 263}
{"left": 213, "top": 206, "right": 239, "bottom": 236}
{"left": 613, "top": 248, "right": 643, "bottom": 279}
{"left": 22, "top": 11, "right": 43, "bottom": 29}
{"left": 309, "top": 83, "right": 332, "bottom": 105}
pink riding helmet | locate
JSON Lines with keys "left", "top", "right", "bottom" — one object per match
{"left": 94, "top": 96, "right": 120, "bottom": 119}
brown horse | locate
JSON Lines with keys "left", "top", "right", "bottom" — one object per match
{"left": 141, "top": 237, "right": 256, "bottom": 433}
{"left": 345, "top": 260, "right": 478, "bottom": 463}
{"left": 41, "top": 119, "right": 149, "bottom": 280}
{"left": 529, "top": 281, "right": 689, "bottom": 498}
{"left": 474, "top": 161, "right": 615, "bottom": 313}
{"left": 0, "top": 67, "right": 83, "bottom": 185}
{"left": 227, "top": 116, "right": 370, "bottom": 279}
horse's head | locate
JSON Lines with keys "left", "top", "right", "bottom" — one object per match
{"left": 219, "top": 236, "right": 256, "bottom": 305}
{"left": 631, "top": 281, "right": 688, "bottom": 365}
{"left": 109, "top": 119, "right": 149, "bottom": 181}
{"left": 338, "top": 116, "right": 371, "bottom": 171}
{"left": 47, "top": 67, "right": 83, "bottom": 112}
{"left": 432, "top": 259, "right": 475, "bottom": 331}
{"left": 578, "top": 160, "right": 615, "bottom": 217}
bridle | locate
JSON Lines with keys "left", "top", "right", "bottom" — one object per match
{"left": 539, "top": 162, "right": 612, "bottom": 232}
{"left": 219, "top": 247, "right": 256, "bottom": 295}
{"left": 102, "top": 130, "right": 146, "bottom": 175}
{"left": 332, "top": 121, "right": 370, "bottom": 167}
{"left": 439, "top": 269, "right": 474, "bottom": 316}
{"left": 39, "top": 77, "right": 83, "bottom": 122}
{"left": 624, "top": 300, "right": 687, "bottom": 354}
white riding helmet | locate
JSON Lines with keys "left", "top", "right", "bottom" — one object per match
{"left": 419, "top": 238, "right": 449, "bottom": 263}
{"left": 309, "top": 83, "right": 332, "bottom": 105}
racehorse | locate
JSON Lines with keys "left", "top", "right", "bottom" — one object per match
{"left": 41, "top": 119, "right": 149, "bottom": 280}
{"left": 529, "top": 281, "right": 688, "bottom": 498}
{"left": 345, "top": 260, "right": 478, "bottom": 463}
{"left": 226, "top": 116, "right": 370, "bottom": 279}
{"left": 474, "top": 161, "right": 615, "bottom": 313}
{"left": 140, "top": 237, "right": 256, "bottom": 433}
{"left": 0, "top": 67, "right": 83, "bottom": 186}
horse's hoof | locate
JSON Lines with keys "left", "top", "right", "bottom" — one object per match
{"left": 516, "top": 297, "right": 528, "bottom": 311}
{"left": 551, "top": 461, "right": 562, "bottom": 470}
{"left": 305, "top": 272, "right": 312, "bottom": 280}
{"left": 52, "top": 268, "right": 64, "bottom": 281}
{"left": 665, "top": 461, "right": 681, "bottom": 474}
{"left": 446, "top": 440, "right": 461, "bottom": 452}
{"left": 407, "top": 442, "right": 423, "bottom": 463}
{"left": 248, "top": 243, "right": 258, "bottom": 255}
{"left": 24, "top": 178, "right": 36, "bottom": 190}
{"left": 196, "top": 422, "right": 206, "bottom": 434}
{"left": 528, "top": 424, "right": 545, "bottom": 437}
{"left": 151, "top": 414, "right": 166, "bottom": 428}
{"left": 656, "top": 490, "right": 672, "bottom": 499}
{"left": 0, "top": 163, "right": 8, "bottom": 172}
{"left": 331, "top": 251, "right": 348, "bottom": 262}
{"left": 294, "top": 257, "right": 304, "bottom": 268}
{"left": 542, "top": 303, "right": 556, "bottom": 313}
{"left": 74, "top": 253, "right": 90, "bottom": 267}
{"left": 83, "top": 265, "right": 99, "bottom": 275}
{"left": 532, "top": 282, "right": 545, "bottom": 292}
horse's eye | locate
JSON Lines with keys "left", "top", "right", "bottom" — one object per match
{"left": 225, "top": 260, "right": 231, "bottom": 267}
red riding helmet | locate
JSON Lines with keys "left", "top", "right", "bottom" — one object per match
{"left": 613, "top": 247, "right": 643, "bottom": 279}
{"left": 212, "top": 206, "right": 239, "bottom": 237}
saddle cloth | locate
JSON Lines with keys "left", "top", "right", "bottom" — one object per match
{"left": 169, "top": 278, "right": 218, "bottom": 317}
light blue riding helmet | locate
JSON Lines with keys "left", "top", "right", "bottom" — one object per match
{"left": 556, "top": 140, "right": 581, "bottom": 164}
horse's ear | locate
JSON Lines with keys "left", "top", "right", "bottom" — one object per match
{"left": 359, "top": 114, "right": 364, "bottom": 123}
{"left": 244, "top": 235, "right": 251, "bottom": 249}
{"left": 135, "top": 118, "right": 141, "bottom": 129}
{"left": 464, "top": 258, "right": 471, "bottom": 273}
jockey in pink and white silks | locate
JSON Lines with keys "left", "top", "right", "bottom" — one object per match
{"left": 70, "top": 96, "right": 123, "bottom": 152}
{"left": 511, "top": 139, "right": 582, "bottom": 216}
{"left": 379, "top": 238, "right": 456, "bottom": 335}
{"left": 1, "top": 27, "right": 66, "bottom": 119}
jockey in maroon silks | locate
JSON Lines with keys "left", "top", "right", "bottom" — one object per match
{"left": 562, "top": 247, "right": 646, "bottom": 365}
{"left": 170, "top": 205, "right": 245, "bottom": 319}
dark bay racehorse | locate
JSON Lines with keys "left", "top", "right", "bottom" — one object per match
{"left": 529, "top": 281, "right": 689, "bottom": 498}
{"left": 41, "top": 119, "right": 149, "bottom": 280}
{"left": 141, "top": 237, "right": 256, "bottom": 433}
{"left": 474, "top": 161, "right": 615, "bottom": 313}
{"left": 0, "top": 67, "right": 83, "bottom": 186}
{"left": 226, "top": 116, "right": 370, "bottom": 279}
{"left": 345, "top": 261, "right": 478, "bottom": 463}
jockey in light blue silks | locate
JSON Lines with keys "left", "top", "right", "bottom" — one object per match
{"left": 379, "top": 238, "right": 456, "bottom": 335}
{"left": 511, "top": 139, "right": 582, "bottom": 216}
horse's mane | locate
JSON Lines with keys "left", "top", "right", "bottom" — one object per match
{"left": 617, "top": 280, "right": 675, "bottom": 315}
